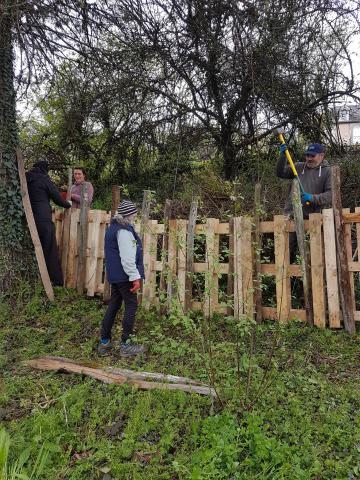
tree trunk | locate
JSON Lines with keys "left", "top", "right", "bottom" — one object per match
{"left": 0, "top": 8, "right": 34, "bottom": 293}
{"left": 220, "top": 128, "right": 237, "bottom": 180}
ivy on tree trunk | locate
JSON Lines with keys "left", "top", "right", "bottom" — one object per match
{"left": 0, "top": 8, "right": 34, "bottom": 292}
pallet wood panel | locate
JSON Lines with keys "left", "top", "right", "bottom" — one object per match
{"left": 274, "top": 215, "right": 291, "bottom": 322}
{"left": 309, "top": 213, "right": 326, "bottom": 328}
{"left": 323, "top": 209, "right": 341, "bottom": 328}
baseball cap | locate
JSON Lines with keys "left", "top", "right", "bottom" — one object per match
{"left": 304, "top": 143, "right": 325, "bottom": 155}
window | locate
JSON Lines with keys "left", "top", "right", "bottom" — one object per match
{"left": 352, "top": 126, "right": 360, "bottom": 144}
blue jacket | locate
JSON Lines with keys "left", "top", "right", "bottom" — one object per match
{"left": 105, "top": 220, "right": 145, "bottom": 284}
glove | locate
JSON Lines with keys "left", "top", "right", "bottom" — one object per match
{"left": 66, "top": 200, "right": 72, "bottom": 208}
{"left": 301, "top": 192, "right": 313, "bottom": 205}
{"left": 279, "top": 143, "right": 288, "bottom": 155}
{"left": 130, "top": 279, "right": 141, "bottom": 293}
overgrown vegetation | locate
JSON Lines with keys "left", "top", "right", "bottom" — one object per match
{"left": 1, "top": 286, "right": 359, "bottom": 479}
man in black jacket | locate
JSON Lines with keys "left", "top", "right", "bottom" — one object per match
{"left": 26, "top": 160, "right": 72, "bottom": 285}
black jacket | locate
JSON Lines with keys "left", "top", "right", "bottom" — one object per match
{"left": 277, "top": 155, "right": 332, "bottom": 218}
{"left": 26, "top": 166, "right": 70, "bottom": 222}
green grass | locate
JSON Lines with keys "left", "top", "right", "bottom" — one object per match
{"left": 0, "top": 287, "right": 360, "bottom": 479}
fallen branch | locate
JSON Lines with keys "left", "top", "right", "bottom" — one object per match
{"left": 25, "top": 356, "right": 216, "bottom": 397}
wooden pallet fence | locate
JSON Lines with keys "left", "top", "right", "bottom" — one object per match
{"left": 53, "top": 208, "right": 360, "bottom": 329}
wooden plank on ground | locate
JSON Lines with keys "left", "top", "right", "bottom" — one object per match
{"left": 309, "top": 213, "right": 326, "bottom": 328}
{"left": 26, "top": 357, "right": 216, "bottom": 397}
{"left": 16, "top": 148, "right": 54, "bottom": 301}
{"left": 204, "top": 218, "right": 219, "bottom": 318}
{"left": 292, "top": 180, "right": 313, "bottom": 325}
{"left": 274, "top": 215, "right": 291, "bottom": 322}
{"left": 332, "top": 167, "right": 356, "bottom": 334}
{"left": 185, "top": 201, "right": 198, "bottom": 312}
{"left": 323, "top": 208, "right": 341, "bottom": 328}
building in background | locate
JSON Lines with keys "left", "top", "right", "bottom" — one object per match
{"left": 333, "top": 105, "right": 360, "bottom": 145}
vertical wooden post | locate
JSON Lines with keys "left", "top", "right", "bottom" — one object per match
{"left": 61, "top": 167, "right": 73, "bottom": 280}
{"left": 177, "top": 219, "right": 187, "bottom": 308}
{"left": 141, "top": 190, "right": 152, "bottom": 239}
{"left": 242, "top": 217, "right": 254, "bottom": 319}
{"left": 253, "top": 183, "right": 262, "bottom": 323}
{"left": 167, "top": 219, "right": 178, "bottom": 308}
{"left": 185, "top": 200, "right": 198, "bottom": 312}
{"left": 323, "top": 208, "right": 341, "bottom": 328}
{"left": 227, "top": 217, "right": 235, "bottom": 316}
{"left": 309, "top": 213, "right": 326, "bottom": 328}
{"left": 103, "top": 186, "right": 121, "bottom": 302}
{"left": 343, "top": 208, "right": 355, "bottom": 318}
{"left": 204, "top": 218, "right": 219, "bottom": 318}
{"left": 77, "top": 183, "right": 89, "bottom": 294}
{"left": 232, "top": 217, "right": 243, "bottom": 320}
{"left": 292, "top": 180, "right": 314, "bottom": 326}
{"left": 159, "top": 199, "right": 172, "bottom": 309}
{"left": 142, "top": 219, "right": 157, "bottom": 308}
{"left": 331, "top": 166, "right": 356, "bottom": 334}
{"left": 274, "top": 215, "right": 291, "bottom": 322}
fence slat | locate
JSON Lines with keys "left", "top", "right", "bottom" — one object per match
{"left": 343, "top": 208, "right": 355, "bottom": 317}
{"left": 309, "top": 213, "right": 326, "bottom": 328}
{"left": 233, "top": 217, "right": 244, "bottom": 319}
{"left": 143, "top": 219, "right": 157, "bottom": 308}
{"left": 177, "top": 220, "right": 187, "bottom": 308}
{"left": 65, "top": 209, "right": 80, "bottom": 288}
{"left": 274, "top": 215, "right": 291, "bottom": 322}
{"left": 323, "top": 208, "right": 341, "bottom": 328}
{"left": 242, "top": 217, "right": 254, "bottom": 319}
{"left": 204, "top": 218, "right": 219, "bottom": 318}
{"left": 185, "top": 201, "right": 198, "bottom": 312}
{"left": 86, "top": 210, "right": 102, "bottom": 296}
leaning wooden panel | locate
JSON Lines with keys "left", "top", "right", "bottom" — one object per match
{"left": 322, "top": 209, "right": 341, "bottom": 328}
{"left": 309, "top": 213, "right": 326, "bottom": 328}
{"left": 233, "top": 217, "right": 244, "bottom": 319}
{"left": 241, "top": 217, "right": 254, "bottom": 319}
{"left": 166, "top": 219, "right": 178, "bottom": 307}
{"left": 204, "top": 218, "right": 219, "bottom": 318}
{"left": 86, "top": 210, "right": 102, "bottom": 296}
{"left": 274, "top": 215, "right": 291, "bottom": 322}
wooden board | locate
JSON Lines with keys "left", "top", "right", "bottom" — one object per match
{"left": 65, "top": 209, "right": 79, "bottom": 288}
{"left": 204, "top": 218, "right": 219, "bottom": 318}
{"left": 185, "top": 201, "right": 198, "bottom": 312}
{"left": 177, "top": 219, "right": 187, "bottom": 307}
{"left": 16, "top": 149, "right": 54, "bottom": 301}
{"left": 343, "top": 208, "right": 355, "bottom": 317}
{"left": 233, "top": 217, "right": 244, "bottom": 319}
{"left": 309, "top": 213, "right": 326, "bottom": 328}
{"left": 274, "top": 215, "right": 291, "bottom": 322}
{"left": 322, "top": 209, "right": 341, "bottom": 328}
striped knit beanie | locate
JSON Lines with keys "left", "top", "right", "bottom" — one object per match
{"left": 117, "top": 200, "right": 138, "bottom": 217}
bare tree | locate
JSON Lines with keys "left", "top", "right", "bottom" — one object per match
{"left": 100, "top": 0, "right": 359, "bottom": 178}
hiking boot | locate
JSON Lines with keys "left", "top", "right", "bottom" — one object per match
{"left": 98, "top": 339, "right": 112, "bottom": 356}
{"left": 119, "top": 342, "right": 145, "bottom": 357}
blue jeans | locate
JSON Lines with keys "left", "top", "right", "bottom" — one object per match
{"left": 100, "top": 282, "right": 138, "bottom": 342}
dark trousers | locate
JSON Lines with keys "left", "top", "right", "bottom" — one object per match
{"left": 100, "top": 282, "right": 138, "bottom": 342}
{"left": 36, "top": 220, "right": 64, "bottom": 286}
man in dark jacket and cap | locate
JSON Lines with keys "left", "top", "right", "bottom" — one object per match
{"left": 26, "top": 160, "right": 72, "bottom": 285}
{"left": 277, "top": 143, "right": 332, "bottom": 261}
